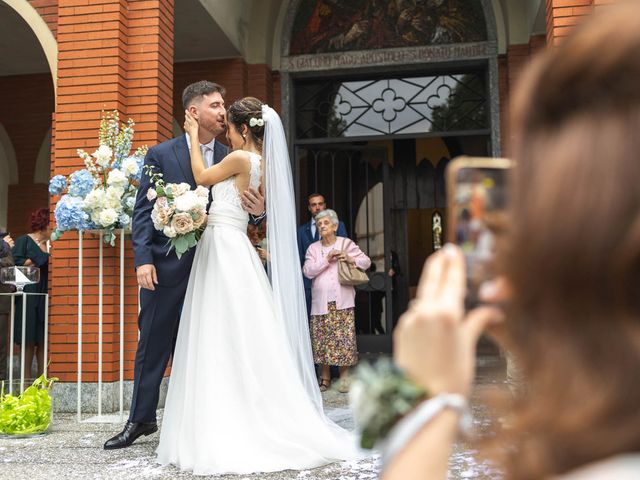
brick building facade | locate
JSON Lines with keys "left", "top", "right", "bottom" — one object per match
{"left": 0, "top": 0, "right": 611, "bottom": 412}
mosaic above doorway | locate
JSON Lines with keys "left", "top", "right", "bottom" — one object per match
{"left": 290, "top": 0, "right": 488, "bottom": 55}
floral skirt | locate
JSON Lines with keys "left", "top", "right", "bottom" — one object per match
{"left": 310, "top": 302, "right": 357, "bottom": 366}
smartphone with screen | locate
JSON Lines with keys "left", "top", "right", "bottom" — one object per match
{"left": 446, "top": 156, "right": 512, "bottom": 307}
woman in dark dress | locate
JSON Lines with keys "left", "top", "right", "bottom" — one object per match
{"left": 12, "top": 208, "right": 50, "bottom": 378}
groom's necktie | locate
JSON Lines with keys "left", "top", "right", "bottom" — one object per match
{"left": 200, "top": 144, "right": 214, "bottom": 208}
{"left": 200, "top": 144, "right": 211, "bottom": 168}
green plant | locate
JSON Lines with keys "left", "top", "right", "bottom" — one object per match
{"left": 0, "top": 374, "right": 58, "bottom": 435}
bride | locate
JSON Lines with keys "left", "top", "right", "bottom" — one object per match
{"left": 156, "top": 97, "right": 358, "bottom": 475}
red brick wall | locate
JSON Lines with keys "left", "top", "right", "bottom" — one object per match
{"left": 546, "top": 0, "right": 595, "bottom": 45}
{"left": 0, "top": 73, "right": 54, "bottom": 236}
{"left": 498, "top": 35, "right": 546, "bottom": 155}
{"left": 50, "top": 0, "right": 175, "bottom": 383}
{"left": 28, "top": 0, "right": 59, "bottom": 39}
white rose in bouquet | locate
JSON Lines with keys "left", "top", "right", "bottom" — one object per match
{"left": 122, "top": 157, "right": 140, "bottom": 177}
{"left": 167, "top": 183, "right": 191, "bottom": 197}
{"left": 163, "top": 225, "right": 177, "bottom": 238}
{"left": 107, "top": 169, "right": 128, "bottom": 189}
{"left": 93, "top": 145, "right": 113, "bottom": 168}
{"left": 146, "top": 188, "right": 157, "bottom": 201}
{"left": 97, "top": 208, "right": 119, "bottom": 227}
{"left": 151, "top": 207, "right": 164, "bottom": 231}
{"left": 84, "top": 188, "right": 106, "bottom": 210}
{"left": 194, "top": 185, "right": 209, "bottom": 198}
{"left": 106, "top": 186, "right": 125, "bottom": 209}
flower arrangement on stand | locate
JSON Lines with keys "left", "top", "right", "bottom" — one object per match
{"left": 144, "top": 165, "right": 209, "bottom": 259}
{"left": 48, "top": 111, "right": 147, "bottom": 245}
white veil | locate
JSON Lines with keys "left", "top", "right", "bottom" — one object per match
{"left": 261, "top": 105, "right": 324, "bottom": 412}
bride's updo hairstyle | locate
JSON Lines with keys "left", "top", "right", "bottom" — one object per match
{"left": 227, "top": 96, "right": 265, "bottom": 148}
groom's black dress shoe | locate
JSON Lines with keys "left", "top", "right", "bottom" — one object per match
{"left": 103, "top": 421, "right": 158, "bottom": 450}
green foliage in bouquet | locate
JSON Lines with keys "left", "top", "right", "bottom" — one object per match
{"left": 350, "top": 358, "right": 427, "bottom": 449}
{"left": 0, "top": 374, "right": 58, "bottom": 435}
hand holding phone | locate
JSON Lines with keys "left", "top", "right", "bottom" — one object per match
{"left": 446, "top": 156, "right": 512, "bottom": 307}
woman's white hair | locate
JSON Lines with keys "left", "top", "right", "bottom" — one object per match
{"left": 315, "top": 209, "right": 339, "bottom": 226}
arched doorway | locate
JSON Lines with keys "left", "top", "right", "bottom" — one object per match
{"left": 0, "top": 1, "right": 55, "bottom": 235}
{"left": 282, "top": 0, "right": 500, "bottom": 352}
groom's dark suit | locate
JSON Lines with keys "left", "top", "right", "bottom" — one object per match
{"left": 130, "top": 134, "right": 227, "bottom": 423}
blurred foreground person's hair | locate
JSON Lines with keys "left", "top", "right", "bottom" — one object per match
{"left": 502, "top": 2, "right": 640, "bottom": 478}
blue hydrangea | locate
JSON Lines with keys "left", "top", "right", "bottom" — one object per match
{"left": 118, "top": 213, "right": 131, "bottom": 228}
{"left": 68, "top": 169, "right": 95, "bottom": 198}
{"left": 124, "top": 196, "right": 136, "bottom": 211}
{"left": 54, "top": 195, "right": 92, "bottom": 231}
{"left": 49, "top": 175, "right": 67, "bottom": 196}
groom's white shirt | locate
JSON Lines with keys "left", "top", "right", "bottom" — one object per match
{"left": 185, "top": 133, "right": 216, "bottom": 168}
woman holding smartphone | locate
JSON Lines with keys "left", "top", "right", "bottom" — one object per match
{"left": 385, "top": 4, "right": 640, "bottom": 479}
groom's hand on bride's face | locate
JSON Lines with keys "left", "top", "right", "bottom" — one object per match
{"left": 137, "top": 264, "right": 158, "bottom": 290}
{"left": 241, "top": 185, "right": 265, "bottom": 216}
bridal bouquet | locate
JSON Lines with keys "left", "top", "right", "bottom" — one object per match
{"left": 144, "top": 165, "right": 209, "bottom": 259}
{"left": 349, "top": 358, "right": 427, "bottom": 449}
{"left": 48, "top": 110, "right": 147, "bottom": 246}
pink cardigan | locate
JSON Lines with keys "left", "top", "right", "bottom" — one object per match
{"left": 303, "top": 236, "right": 371, "bottom": 316}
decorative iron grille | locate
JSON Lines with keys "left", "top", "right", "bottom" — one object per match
{"left": 295, "top": 73, "right": 488, "bottom": 140}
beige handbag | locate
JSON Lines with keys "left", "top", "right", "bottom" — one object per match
{"left": 338, "top": 239, "right": 369, "bottom": 286}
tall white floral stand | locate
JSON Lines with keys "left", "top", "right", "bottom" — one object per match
{"left": 76, "top": 229, "right": 129, "bottom": 423}
{"left": 0, "top": 291, "right": 49, "bottom": 394}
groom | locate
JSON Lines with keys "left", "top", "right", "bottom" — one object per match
{"left": 104, "top": 80, "right": 265, "bottom": 449}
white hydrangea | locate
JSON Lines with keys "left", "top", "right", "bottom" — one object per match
{"left": 92, "top": 145, "right": 113, "bottom": 168}
{"left": 174, "top": 190, "right": 206, "bottom": 212}
{"left": 107, "top": 168, "right": 128, "bottom": 189}
{"left": 122, "top": 157, "right": 140, "bottom": 177}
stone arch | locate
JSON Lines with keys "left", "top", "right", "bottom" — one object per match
{"left": 0, "top": 123, "right": 18, "bottom": 228}
{"left": 279, "top": 0, "right": 503, "bottom": 156}
{"left": 2, "top": 0, "right": 58, "bottom": 93}
{"left": 33, "top": 128, "right": 52, "bottom": 183}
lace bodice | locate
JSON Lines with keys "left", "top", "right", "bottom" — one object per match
{"left": 209, "top": 151, "right": 261, "bottom": 210}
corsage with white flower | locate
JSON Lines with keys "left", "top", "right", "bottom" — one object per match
{"left": 143, "top": 165, "right": 209, "bottom": 259}
{"left": 349, "top": 357, "right": 428, "bottom": 449}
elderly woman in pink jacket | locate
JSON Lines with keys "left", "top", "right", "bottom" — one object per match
{"left": 303, "top": 209, "right": 371, "bottom": 393}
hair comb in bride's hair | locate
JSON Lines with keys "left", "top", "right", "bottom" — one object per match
{"left": 249, "top": 117, "right": 264, "bottom": 127}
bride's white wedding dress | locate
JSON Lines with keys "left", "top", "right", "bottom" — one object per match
{"left": 156, "top": 152, "right": 357, "bottom": 475}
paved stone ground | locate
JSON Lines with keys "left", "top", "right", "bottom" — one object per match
{"left": 0, "top": 355, "right": 505, "bottom": 480}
